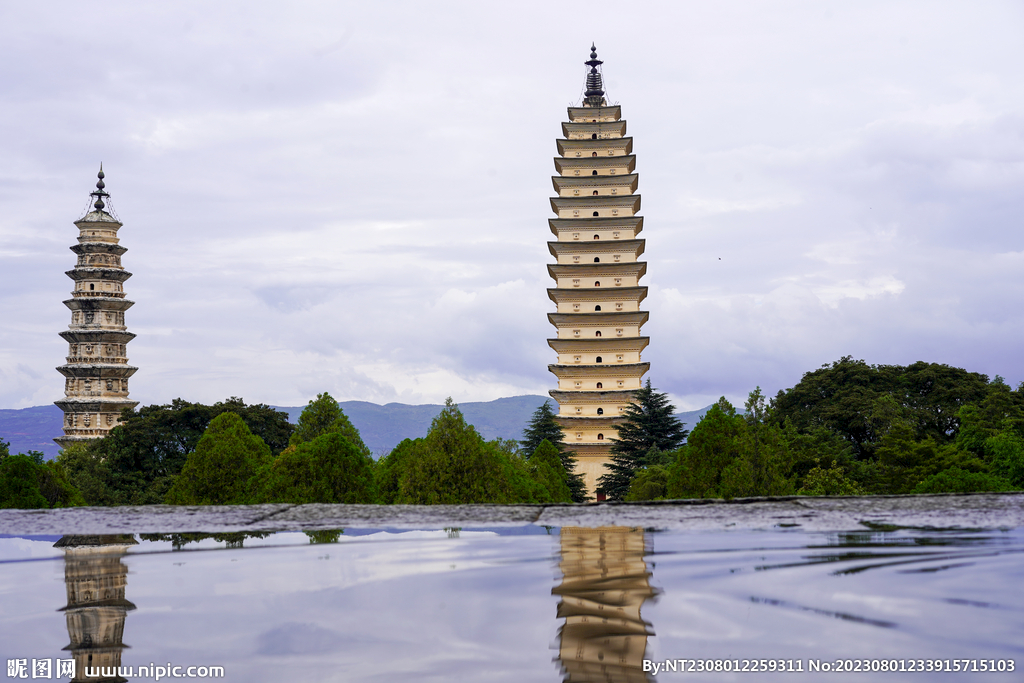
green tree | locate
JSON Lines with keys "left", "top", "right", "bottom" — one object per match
{"left": 0, "top": 454, "right": 85, "bottom": 509}
{"left": 164, "top": 412, "right": 272, "bottom": 505}
{"left": 772, "top": 357, "right": 991, "bottom": 457}
{"left": 526, "top": 440, "right": 573, "bottom": 503}
{"left": 911, "top": 467, "right": 1016, "bottom": 494}
{"left": 58, "top": 398, "right": 293, "bottom": 506}
{"left": 375, "top": 438, "right": 422, "bottom": 504}
{"left": 0, "top": 438, "right": 9, "bottom": 458}
{"left": 0, "top": 454, "right": 49, "bottom": 509}
{"left": 521, "top": 401, "right": 587, "bottom": 502}
{"left": 725, "top": 387, "right": 795, "bottom": 497}
{"left": 985, "top": 431, "right": 1024, "bottom": 488}
{"left": 599, "top": 379, "right": 688, "bottom": 501}
{"left": 397, "top": 399, "right": 535, "bottom": 504}
{"left": 289, "top": 392, "right": 370, "bottom": 457}
{"left": 666, "top": 398, "right": 745, "bottom": 499}
{"left": 624, "top": 464, "right": 671, "bottom": 501}
{"left": 55, "top": 442, "right": 117, "bottom": 506}
{"left": 798, "top": 460, "right": 866, "bottom": 496}
{"left": 258, "top": 432, "right": 376, "bottom": 504}
{"left": 520, "top": 401, "right": 565, "bottom": 453}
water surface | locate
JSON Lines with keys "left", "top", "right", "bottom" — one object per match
{"left": 1, "top": 524, "right": 1021, "bottom": 681}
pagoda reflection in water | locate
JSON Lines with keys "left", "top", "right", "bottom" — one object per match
{"left": 553, "top": 527, "right": 658, "bottom": 682}
{"left": 54, "top": 535, "right": 137, "bottom": 683}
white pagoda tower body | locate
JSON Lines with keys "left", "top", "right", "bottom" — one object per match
{"left": 55, "top": 169, "right": 139, "bottom": 449}
{"left": 547, "top": 47, "right": 650, "bottom": 497}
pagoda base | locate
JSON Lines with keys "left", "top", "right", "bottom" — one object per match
{"left": 568, "top": 443, "right": 614, "bottom": 499}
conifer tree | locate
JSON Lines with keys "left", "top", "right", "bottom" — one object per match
{"left": 521, "top": 400, "right": 588, "bottom": 502}
{"left": 399, "top": 398, "right": 532, "bottom": 504}
{"left": 599, "top": 378, "right": 688, "bottom": 501}
{"left": 258, "top": 432, "right": 376, "bottom": 504}
{"left": 527, "top": 439, "right": 573, "bottom": 503}
{"left": 165, "top": 412, "right": 271, "bottom": 505}
{"left": 289, "top": 392, "right": 370, "bottom": 457}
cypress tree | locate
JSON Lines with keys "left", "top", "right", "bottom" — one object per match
{"left": 599, "top": 378, "right": 688, "bottom": 501}
{"left": 164, "top": 412, "right": 271, "bottom": 505}
{"left": 289, "top": 392, "right": 370, "bottom": 457}
{"left": 521, "top": 400, "right": 588, "bottom": 502}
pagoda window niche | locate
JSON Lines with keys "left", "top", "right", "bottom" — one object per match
{"left": 595, "top": 331, "right": 602, "bottom": 337}
{"left": 596, "top": 382, "right": 603, "bottom": 389}
{"left": 597, "top": 432, "right": 604, "bottom": 439}
{"left": 594, "top": 257, "right": 600, "bottom": 262}
{"left": 597, "top": 408, "right": 604, "bottom": 415}
{"left": 595, "top": 305, "right": 601, "bottom": 311}
{"left": 595, "top": 356, "right": 603, "bottom": 363}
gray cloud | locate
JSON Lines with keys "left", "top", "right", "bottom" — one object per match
{"left": 2, "top": 1, "right": 1023, "bottom": 412}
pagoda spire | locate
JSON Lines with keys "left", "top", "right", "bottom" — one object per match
{"left": 55, "top": 168, "right": 139, "bottom": 449}
{"left": 583, "top": 44, "right": 606, "bottom": 107}
{"left": 90, "top": 164, "right": 109, "bottom": 212}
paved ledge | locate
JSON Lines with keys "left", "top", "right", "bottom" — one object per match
{"left": 1, "top": 492, "right": 1023, "bottom": 535}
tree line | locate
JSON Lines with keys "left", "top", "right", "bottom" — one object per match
{"left": 622, "top": 358, "right": 1024, "bottom": 501}
{"left": 1, "top": 393, "right": 586, "bottom": 508}
{"left": 2, "top": 357, "right": 1022, "bottom": 508}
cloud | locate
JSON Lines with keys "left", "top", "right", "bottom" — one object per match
{"left": 1, "top": 1, "right": 1023, "bottom": 412}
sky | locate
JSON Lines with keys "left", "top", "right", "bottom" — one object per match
{"left": 1, "top": 1, "right": 1023, "bottom": 412}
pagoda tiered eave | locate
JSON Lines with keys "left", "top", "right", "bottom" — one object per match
{"left": 553, "top": 415, "right": 625, "bottom": 429}
{"left": 62, "top": 297, "right": 135, "bottom": 312}
{"left": 547, "top": 239, "right": 645, "bottom": 259}
{"left": 554, "top": 156, "right": 636, "bottom": 175}
{"left": 547, "top": 262, "right": 647, "bottom": 278}
{"left": 550, "top": 194, "right": 641, "bottom": 214}
{"left": 64, "top": 268, "right": 132, "bottom": 282}
{"left": 548, "top": 311, "right": 649, "bottom": 326}
{"left": 557, "top": 137, "right": 633, "bottom": 156}
{"left": 70, "top": 243, "right": 127, "bottom": 256}
{"left": 548, "top": 362, "right": 650, "bottom": 378}
{"left": 547, "top": 286, "right": 648, "bottom": 304}
{"left": 56, "top": 364, "right": 139, "bottom": 378}
{"left": 548, "top": 337, "right": 650, "bottom": 352}
{"left": 549, "top": 389, "right": 637, "bottom": 403}
{"left": 567, "top": 105, "right": 622, "bottom": 122}
{"left": 59, "top": 330, "right": 136, "bottom": 344}
{"left": 561, "top": 120, "right": 627, "bottom": 138}
{"left": 552, "top": 174, "right": 638, "bottom": 194}
{"left": 549, "top": 216, "right": 643, "bottom": 234}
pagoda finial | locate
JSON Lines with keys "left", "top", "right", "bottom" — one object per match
{"left": 90, "top": 163, "right": 109, "bottom": 212}
{"left": 584, "top": 44, "right": 605, "bottom": 107}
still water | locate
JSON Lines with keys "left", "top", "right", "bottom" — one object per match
{"left": 1, "top": 525, "right": 1022, "bottom": 682}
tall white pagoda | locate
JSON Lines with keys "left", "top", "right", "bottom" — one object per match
{"left": 55, "top": 168, "right": 139, "bottom": 449}
{"left": 546, "top": 47, "right": 650, "bottom": 497}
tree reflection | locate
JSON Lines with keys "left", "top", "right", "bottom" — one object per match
{"left": 553, "top": 526, "right": 658, "bottom": 682}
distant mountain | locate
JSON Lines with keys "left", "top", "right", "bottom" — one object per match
{"left": 1, "top": 397, "right": 714, "bottom": 461}
{"left": 276, "top": 396, "right": 552, "bottom": 455}
{"left": 0, "top": 405, "right": 64, "bottom": 460}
